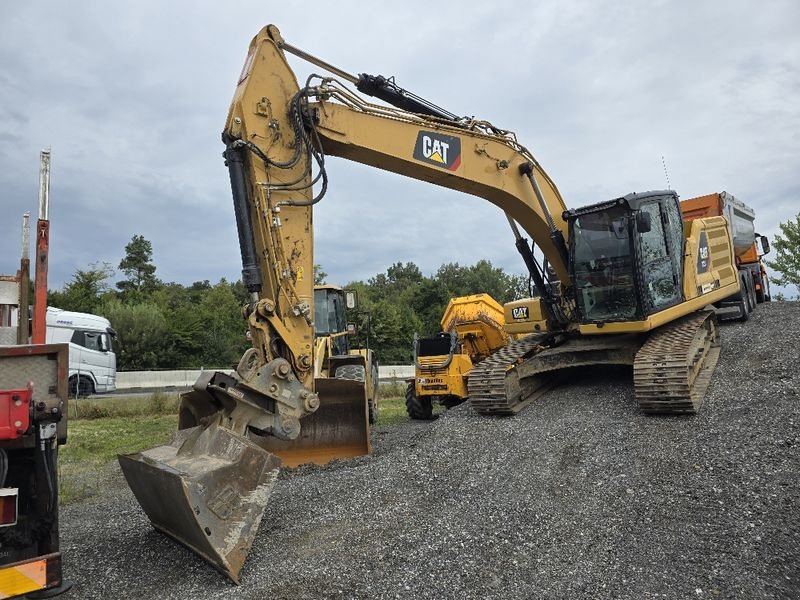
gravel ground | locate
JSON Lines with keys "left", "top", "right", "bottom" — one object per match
{"left": 59, "top": 302, "right": 799, "bottom": 599}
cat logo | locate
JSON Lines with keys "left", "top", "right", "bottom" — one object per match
{"left": 697, "top": 231, "right": 710, "bottom": 274}
{"left": 512, "top": 306, "right": 529, "bottom": 320}
{"left": 413, "top": 131, "right": 461, "bottom": 171}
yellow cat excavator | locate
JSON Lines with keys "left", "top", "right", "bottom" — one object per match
{"left": 119, "top": 24, "right": 741, "bottom": 583}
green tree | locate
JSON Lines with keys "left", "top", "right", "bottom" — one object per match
{"left": 48, "top": 262, "right": 114, "bottom": 314}
{"left": 465, "top": 259, "right": 522, "bottom": 303}
{"left": 766, "top": 213, "right": 800, "bottom": 295}
{"left": 408, "top": 277, "right": 450, "bottom": 336}
{"left": 196, "top": 280, "right": 249, "bottom": 367}
{"left": 102, "top": 300, "right": 169, "bottom": 370}
{"left": 367, "top": 262, "right": 423, "bottom": 302}
{"left": 150, "top": 283, "right": 203, "bottom": 368}
{"left": 117, "top": 235, "right": 160, "bottom": 299}
{"left": 314, "top": 264, "right": 328, "bottom": 285}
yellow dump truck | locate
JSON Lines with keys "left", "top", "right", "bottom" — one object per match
{"left": 406, "top": 294, "right": 511, "bottom": 419}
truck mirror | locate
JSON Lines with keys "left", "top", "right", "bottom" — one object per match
{"left": 760, "top": 235, "right": 771, "bottom": 255}
{"left": 345, "top": 290, "right": 357, "bottom": 310}
{"left": 346, "top": 322, "right": 357, "bottom": 335}
{"left": 636, "top": 211, "right": 652, "bottom": 233}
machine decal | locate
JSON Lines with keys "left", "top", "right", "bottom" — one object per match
{"left": 697, "top": 231, "right": 710, "bottom": 274}
{"left": 413, "top": 131, "right": 461, "bottom": 171}
{"left": 701, "top": 282, "right": 716, "bottom": 294}
{"left": 511, "top": 306, "right": 529, "bottom": 320}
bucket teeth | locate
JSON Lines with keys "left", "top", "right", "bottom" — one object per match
{"left": 118, "top": 422, "right": 281, "bottom": 583}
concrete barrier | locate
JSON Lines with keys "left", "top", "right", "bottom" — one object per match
{"left": 115, "top": 369, "right": 229, "bottom": 391}
{"left": 378, "top": 365, "right": 415, "bottom": 381}
{"left": 116, "top": 365, "right": 415, "bottom": 391}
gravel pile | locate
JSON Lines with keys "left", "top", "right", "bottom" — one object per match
{"left": 60, "top": 302, "right": 799, "bottom": 599}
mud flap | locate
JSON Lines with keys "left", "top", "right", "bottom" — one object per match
{"left": 250, "top": 377, "right": 370, "bottom": 468}
{"left": 118, "top": 421, "right": 281, "bottom": 583}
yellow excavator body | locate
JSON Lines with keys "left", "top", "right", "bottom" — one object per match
{"left": 118, "top": 22, "right": 752, "bottom": 584}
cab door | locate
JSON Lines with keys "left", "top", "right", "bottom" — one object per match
{"left": 636, "top": 200, "right": 682, "bottom": 314}
{"left": 70, "top": 329, "right": 113, "bottom": 391}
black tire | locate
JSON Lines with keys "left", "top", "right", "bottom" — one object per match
{"left": 368, "top": 398, "right": 378, "bottom": 424}
{"left": 68, "top": 375, "right": 94, "bottom": 397}
{"left": 334, "top": 364, "right": 366, "bottom": 382}
{"left": 747, "top": 278, "right": 757, "bottom": 313}
{"left": 756, "top": 283, "right": 766, "bottom": 304}
{"left": 405, "top": 382, "right": 434, "bottom": 420}
{"left": 737, "top": 278, "right": 751, "bottom": 321}
{"left": 369, "top": 363, "right": 379, "bottom": 424}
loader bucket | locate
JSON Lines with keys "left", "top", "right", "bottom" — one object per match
{"left": 118, "top": 421, "right": 281, "bottom": 583}
{"left": 250, "top": 377, "right": 370, "bottom": 468}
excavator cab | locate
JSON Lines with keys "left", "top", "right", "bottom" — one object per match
{"left": 313, "top": 286, "right": 351, "bottom": 357}
{"left": 567, "top": 191, "right": 685, "bottom": 324}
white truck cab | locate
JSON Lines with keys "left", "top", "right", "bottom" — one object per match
{"left": 45, "top": 307, "right": 117, "bottom": 395}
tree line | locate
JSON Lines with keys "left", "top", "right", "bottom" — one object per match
{"left": 49, "top": 235, "right": 530, "bottom": 370}
{"left": 50, "top": 213, "right": 800, "bottom": 370}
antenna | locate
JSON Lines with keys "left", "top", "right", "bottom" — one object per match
{"left": 661, "top": 155, "right": 672, "bottom": 190}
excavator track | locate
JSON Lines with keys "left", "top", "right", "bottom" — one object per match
{"left": 467, "top": 333, "right": 551, "bottom": 415}
{"left": 634, "top": 310, "right": 720, "bottom": 414}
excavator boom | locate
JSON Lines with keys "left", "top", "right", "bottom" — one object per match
{"left": 120, "top": 22, "right": 742, "bottom": 583}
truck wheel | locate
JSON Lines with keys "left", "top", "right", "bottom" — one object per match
{"left": 737, "top": 278, "right": 751, "bottom": 321}
{"left": 368, "top": 398, "right": 378, "bottom": 424}
{"left": 747, "top": 279, "right": 757, "bottom": 312}
{"left": 405, "top": 382, "right": 434, "bottom": 420}
{"left": 334, "top": 364, "right": 366, "bottom": 382}
{"left": 69, "top": 375, "right": 94, "bottom": 397}
{"left": 369, "top": 363, "right": 379, "bottom": 424}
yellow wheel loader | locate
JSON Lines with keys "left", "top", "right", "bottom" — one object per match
{"left": 119, "top": 23, "right": 748, "bottom": 583}
{"left": 313, "top": 285, "right": 379, "bottom": 425}
{"left": 246, "top": 284, "right": 378, "bottom": 468}
{"left": 406, "top": 293, "right": 512, "bottom": 420}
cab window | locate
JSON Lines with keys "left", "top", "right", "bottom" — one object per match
{"left": 71, "top": 330, "right": 104, "bottom": 351}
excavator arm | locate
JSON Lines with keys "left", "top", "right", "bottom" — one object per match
{"left": 228, "top": 25, "right": 572, "bottom": 310}
{"left": 119, "top": 23, "right": 579, "bottom": 584}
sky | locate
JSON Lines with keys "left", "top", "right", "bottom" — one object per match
{"left": 1, "top": 0, "right": 798, "bottom": 297}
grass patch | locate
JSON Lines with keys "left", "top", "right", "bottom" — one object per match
{"left": 376, "top": 396, "right": 409, "bottom": 426}
{"left": 376, "top": 381, "right": 409, "bottom": 426}
{"left": 68, "top": 391, "right": 179, "bottom": 420}
{"left": 59, "top": 392, "right": 179, "bottom": 504}
{"left": 59, "top": 414, "right": 176, "bottom": 504}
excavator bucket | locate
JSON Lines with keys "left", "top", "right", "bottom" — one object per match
{"left": 118, "top": 421, "right": 281, "bottom": 583}
{"left": 250, "top": 377, "right": 371, "bottom": 467}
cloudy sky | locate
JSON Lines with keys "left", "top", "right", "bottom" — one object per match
{"left": 1, "top": 1, "right": 798, "bottom": 297}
